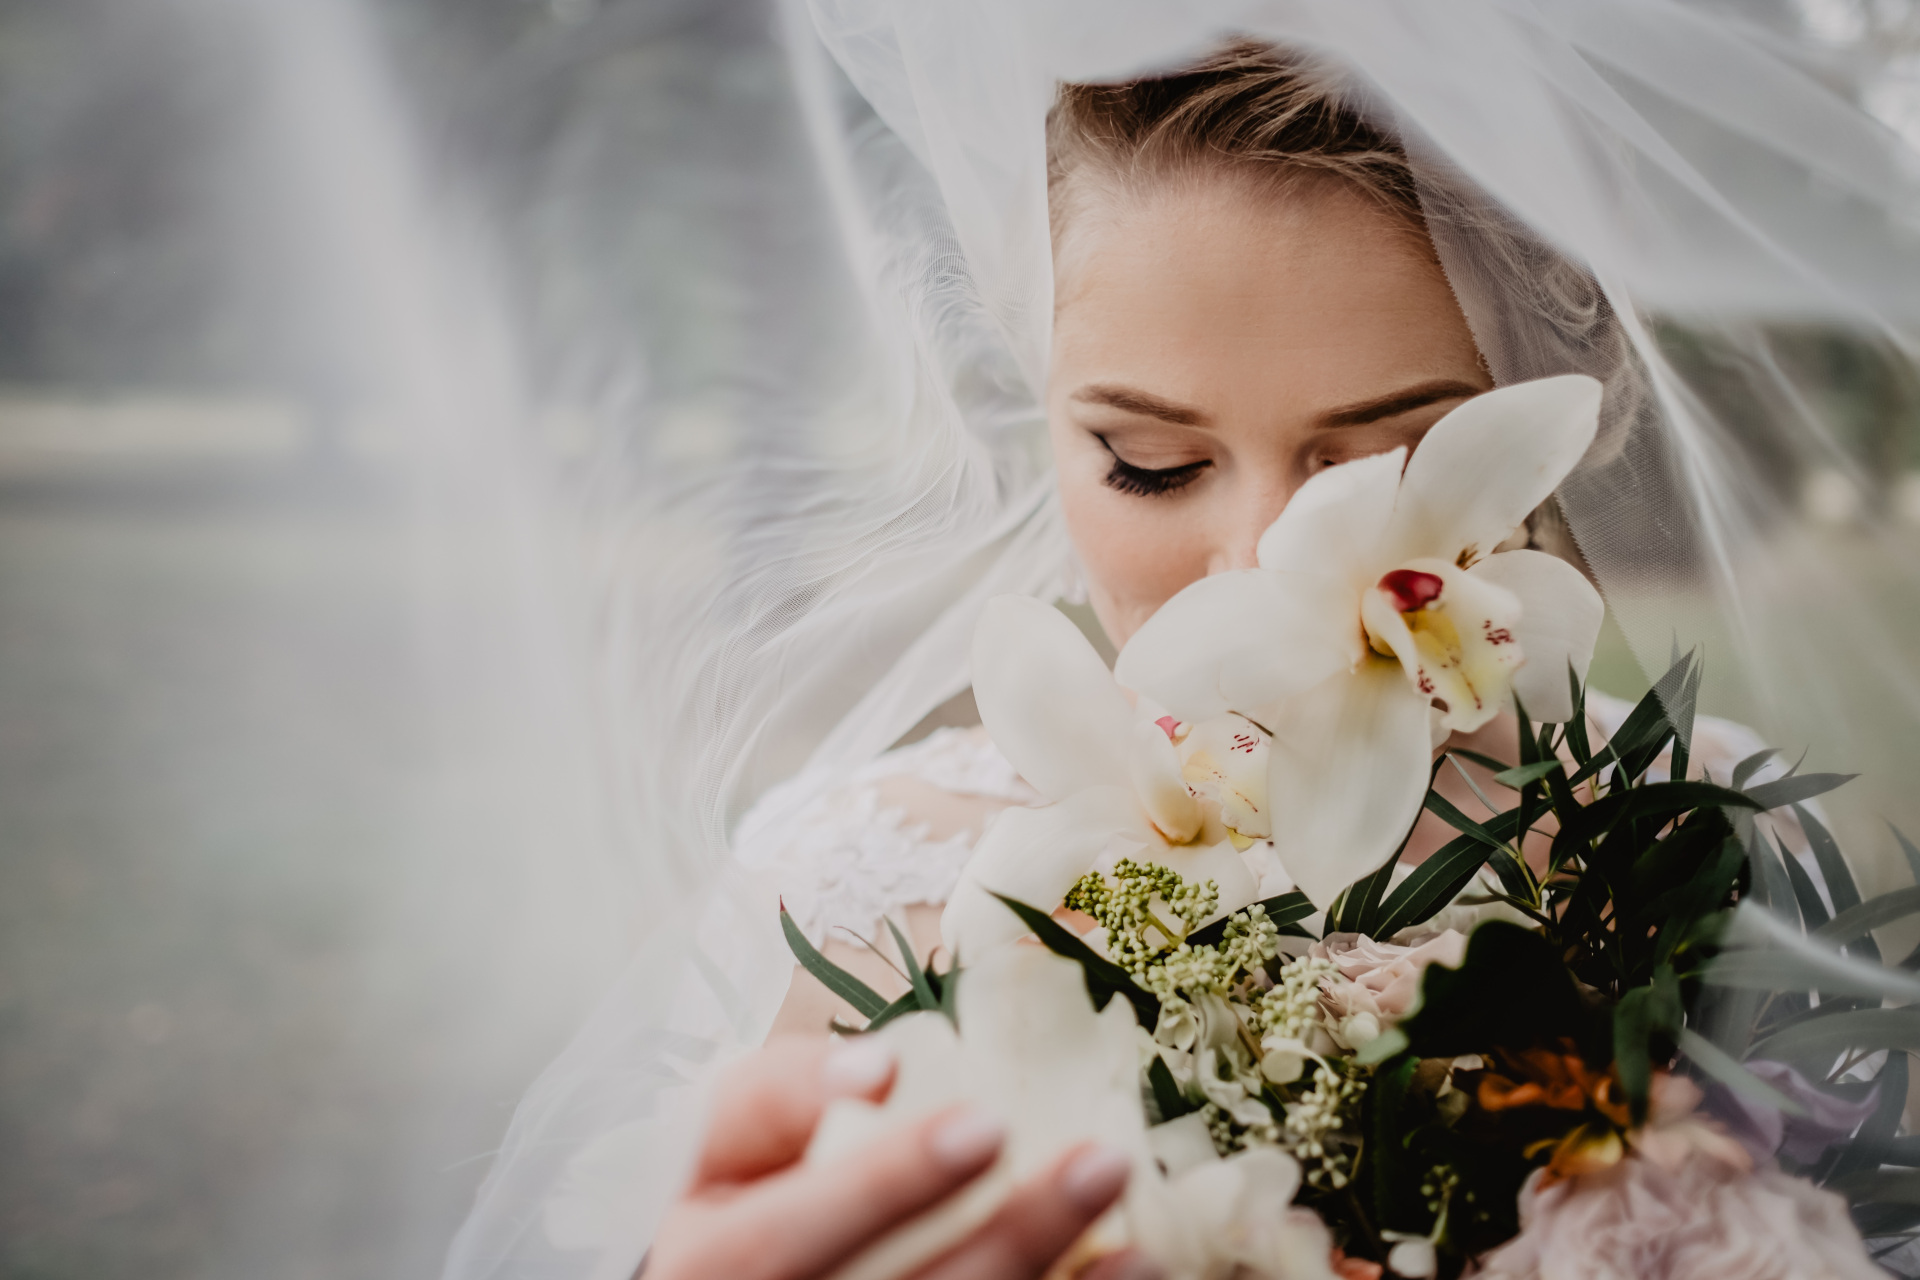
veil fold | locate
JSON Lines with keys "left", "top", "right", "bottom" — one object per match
{"left": 445, "top": 4, "right": 1920, "bottom": 1277}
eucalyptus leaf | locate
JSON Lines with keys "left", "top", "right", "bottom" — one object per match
{"left": 1703, "top": 951, "right": 1920, "bottom": 1003}
{"left": 1747, "top": 1007, "right": 1920, "bottom": 1065}
{"left": 1894, "top": 824, "right": 1920, "bottom": 889}
{"left": 1494, "top": 759, "right": 1564, "bottom": 789}
{"left": 1816, "top": 887, "right": 1920, "bottom": 951}
{"left": 1794, "top": 804, "right": 1863, "bottom": 918}
{"left": 1676, "top": 1028, "right": 1807, "bottom": 1117}
{"left": 990, "top": 892, "right": 1159, "bottom": 1027}
{"left": 884, "top": 916, "right": 939, "bottom": 1012}
{"left": 781, "top": 906, "right": 889, "bottom": 1020}
{"left": 1732, "top": 748, "right": 1780, "bottom": 790}
{"left": 1370, "top": 834, "right": 1495, "bottom": 940}
{"left": 1744, "top": 773, "right": 1857, "bottom": 812}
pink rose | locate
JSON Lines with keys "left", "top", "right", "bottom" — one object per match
{"left": 1309, "top": 930, "right": 1467, "bottom": 1049}
{"left": 1476, "top": 1075, "right": 1881, "bottom": 1280}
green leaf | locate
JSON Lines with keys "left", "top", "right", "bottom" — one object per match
{"left": 1615, "top": 965, "right": 1683, "bottom": 1122}
{"left": 1824, "top": 1051, "right": 1909, "bottom": 1185}
{"left": 1742, "top": 820, "right": 1793, "bottom": 914}
{"left": 884, "top": 916, "right": 940, "bottom": 1012}
{"left": 1146, "top": 1053, "right": 1196, "bottom": 1122}
{"left": 1397, "top": 922, "right": 1606, "bottom": 1060}
{"left": 990, "top": 893, "right": 1160, "bottom": 1028}
{"left": 863, "top": 988, "right": 923, "bottom": 1032}
{"left": 1563, "top": 664, "right": 1592, "bottom": 765}
{"left": 1828, "top": 1164, "right": 1920, "bottom": 1206}
{"left": 1794, "top": 804, "right": 1863, "bottom": 918}
{"left": 1567, "top": 653, "right": 1689, "bottom": 788}
{"left": 1747, "top": 1007, "right": 1920, "bottom": 1066}
{"left": 1816, "top": 887, "right": 1920, "bottom": 951}
{"left": 1424, "top": 789, "right": 1510, "bottom": 853}
{"left": 1744, "top": 773, "right": 1857, "bottom": 812}
{"left": 1893, "top": 824, "right": 1920, "bottom": 889}
{"left": 1719, "top": 904, "right": 1920, "bottom": 1005}
{"left": 1370, "top": 1054, "right": 1421, "bottom": 1227}
{"left": 1337, "top": 852, "right": 1401, "bottom": 936}
{"left": 1371, "top": 833, "right": 1496, "bottom": 940}
{"left": 1774, "top": 833, "right": 1832, "bottom": 930}
{"left": 1450, "top": 748, "right": 1517, "bottom": 776}
{"left": 1703, "top": 951, "right": 1920, "bottom": 1004}
{"left": 1486, "top": 847, "right": 1537, "bottom": 903}
{"left": 1732, "top": 749, "right": 1780, "bottom": 790}
{"left": 781, "top": 906, "right": 889, "bottom": 1020}
{"left": 1187, "top": 891, "right": 1316, "bottom": 948}
{"left": 1667, "top": 657, "right": 1702, "bottom": 784}
{"left": 1494, "top": 759, "right": 1564, "bottom": 789}
{"left": 1676, "top": 1028, "right": 1807, "bottom": 1117}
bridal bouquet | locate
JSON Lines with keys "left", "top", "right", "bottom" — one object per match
{"left": 785, "top": 377, "right": 1919, "bottom": 1279}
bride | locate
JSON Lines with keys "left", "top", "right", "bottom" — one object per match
{"left": 444, "top": 6, "right": 1920, "bottom": 1280}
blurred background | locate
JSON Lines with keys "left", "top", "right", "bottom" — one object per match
{"left": 0, "top": 0, "right": 1917, "bottom": 1278}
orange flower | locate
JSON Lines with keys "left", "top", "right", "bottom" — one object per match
{"left": 1474, "top": 1041, "right": 1635, "bottom": 1186}
{"left": 1329, "top": 1247, "right": 1385, "bottom": 1280}
{"left": 1476, "top": 1041, "right": 1629, "bottom": 1125}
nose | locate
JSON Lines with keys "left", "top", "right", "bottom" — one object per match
{"left": 1205, "top": 469, "right": 1296, "bottom": 576}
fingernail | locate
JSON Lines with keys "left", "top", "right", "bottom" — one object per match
{"left": 1102, "top": 1251, "right": 1165, "bottom": 1280}
{"left": 821, "top": 1040, "right": 895, "bottom": 1097}
{"left": 928, "top": 1105, "right": 1005, "bottom": 1171}
{"left": 1060, "top": 1143, "right": 1131, "bottom": 1210}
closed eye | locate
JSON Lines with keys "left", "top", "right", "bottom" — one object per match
{"left": 1096, "top": 434, "right": 1211, "bottom": 497}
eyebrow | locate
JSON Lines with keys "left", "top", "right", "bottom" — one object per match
{"left": 1070, "top": 384, "right": 1208, "bottom": 426}
{"left": 1322, "top": 379, "right": 1485, "bottom": 427}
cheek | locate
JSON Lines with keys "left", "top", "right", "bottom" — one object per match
{"left": 1055, "top": 464, "right": 1212, "bottom": 648}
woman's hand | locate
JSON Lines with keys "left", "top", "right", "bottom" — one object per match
{"left": 645, "top": 1036, "right": 1159, "bottom": 1280}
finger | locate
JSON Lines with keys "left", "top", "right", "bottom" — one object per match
{"left": 910, "top": 1142, "right": 1134, "bottom": 1280}
{"left": 694, "top": 1036, "right": 896, "bottom": 1185}
{"left": 1077, "top": 1249, "right": 1166, "bottom": 1280}
{"left": 660, "top": 1103, "right": 1006, "bottom": 1280}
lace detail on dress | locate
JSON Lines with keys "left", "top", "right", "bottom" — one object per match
{"left": 735, "top": 726, "right": 1038, "bottom": 945}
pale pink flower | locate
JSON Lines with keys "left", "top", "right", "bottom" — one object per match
{"left": 1477, "top": 1075, "right": 1881, "bottom": 1280}
{"left": 1309, "top": 929, "right": 1468, "bottom": 1049}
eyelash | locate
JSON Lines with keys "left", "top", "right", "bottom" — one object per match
{"left": 1097, "top": 436, "right": 1211, "bottom": 497}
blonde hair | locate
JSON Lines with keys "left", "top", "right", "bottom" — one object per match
{"left": 1046, "top": 41, "right": 1424, "bottom": 247}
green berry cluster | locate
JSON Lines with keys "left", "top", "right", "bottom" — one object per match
{"left": 1284, "top": 1064, "right": 1366, "bottom": 1190}
{"left": 1065, "top": 859, "right": 1219, "bottom": 974}
{"left": 1252, "top": 954, "right": 1337, "bottom": 1040}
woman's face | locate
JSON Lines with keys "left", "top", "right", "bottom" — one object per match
{"left": 1048, "top": 176, "right": 1492, "bottom": 650}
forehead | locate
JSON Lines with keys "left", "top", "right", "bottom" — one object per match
{"left": 1049, "top": 178, "right": 1482, "bottom": 408}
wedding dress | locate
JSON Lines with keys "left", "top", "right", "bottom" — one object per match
{"left": 441, "top": 3, "right": 1920, "bottom": 1278}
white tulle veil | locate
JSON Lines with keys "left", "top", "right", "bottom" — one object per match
{"left": 442, "top": 3, "right": 1920, "bottom": 1277}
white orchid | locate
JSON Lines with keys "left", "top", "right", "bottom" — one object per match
{"left": 1115, "top": 375, "right": 1607, "bottom": 908}
{"left": 941, "top": 596, "right": 1266, "bottom": 958}
{"left": 807, "top": 947, "right": 1334, "bottom": 1280}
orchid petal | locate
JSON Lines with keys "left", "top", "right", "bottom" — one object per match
{"left": 810, "top": 949, "right": 1153, "bottom": 1280}
{"left": 1468, "top": 549, "right": 1605, "bottom": 723}
{"left": 1255, "top": 446, "right": 1403, "bottom": 584}
{"left": 972, "top": 595, "right": 1132, "bottom": 803}
{"left": 1130, "top": 718, "right": 1202, "bottom": 843}
{"left": 941, "top": 786, "right": 1143, "bottom": 956}
{"left": 1360, "top": 558, "right": 1524, "bottom": 733}
{"left": 1265, "top": 662, "right": 1432, "bottom": 908}
{"left": 1178, "top": 714, "right": 1272, "bottom": 839}
{"left": 1114, "top": 570, "right": 1356, "bottom": 725}
{"left": 1381, "top": 375, "right": 1601, "bottom": 570}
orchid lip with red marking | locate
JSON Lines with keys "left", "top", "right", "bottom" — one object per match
{"left": 1378, "top": 568, "right": 1445, "bottom": 613}
{"left": 1155, "top": 715, "right": 1181, "bottom": 740}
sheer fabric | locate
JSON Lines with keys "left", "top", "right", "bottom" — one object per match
{"left": 444, "top": 4, "right": 1920, "bottom": 1278}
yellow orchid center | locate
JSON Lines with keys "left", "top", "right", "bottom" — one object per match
{"left": 1361, "top": 560, "right": 1525, "bottom": 733}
